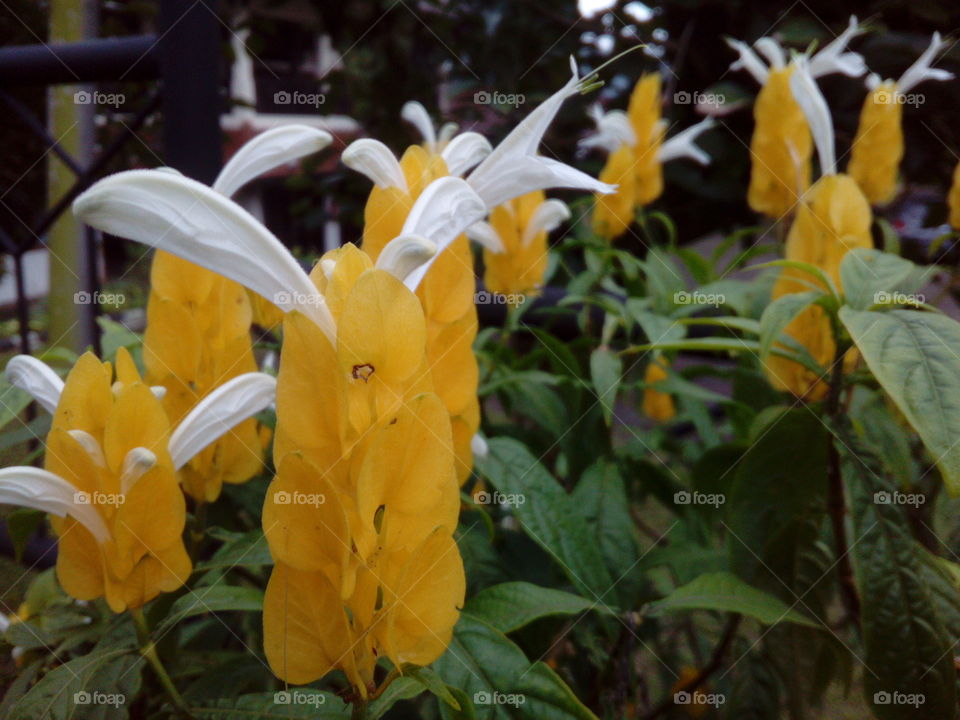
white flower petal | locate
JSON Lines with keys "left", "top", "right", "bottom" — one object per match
{"left": 468, "top": 59, "right": 614, "bottom": 208}
{"left": 168, "top": 372, "right": 276, "bottom": 471}
{"left": 580, "top": 109, "right": 636, "bottom": 152}
{"left": 437, "top": 121, "right": 459, "bottom": 147}
{"left": 658, "top": 117, "right": 716, "bottom": 165}
{"left": 375, "top": 234, "right": 437, "bottom": 283}
{"left": 441, "top": 132, "right": 493, "bottom": 176}
{"left": 790, "top": 57, "right": 835, "bottom": 175}
{"left": 725, "top": 38, "right": 769, "bottom": 85}
{"left": 400, "top": 176, "right": 488, "bottom": 290}
{"left": 5, "top": 355, "right": 63, "bottom": 414}
{"left": 212, "top": 125, "right": 333, "bottom": 198}
{"left": 73, "top": 170, "right": 335, "bottom": 340}
{"left": 522, "top": 199, "right": 570, "bottom": 246}
{"left": 0, "top": 467, "right": 109, "bottom": 543}
{"left": 401, "top": 101, "right": 437, "bottom": 151}
{"left": 897, "top": 32, "right": 954, "bottom": 95}
{"left": 341, "top": 138, "right": 408, "bottom": 191}
{"left": 466, "top": 221, "right": 505, "bottom": 254}
{"left": 754, "top": 37, "right": 786, "bottom": 69}
{"left": 67, "top": 430, "right": 106, "bottom": 468}
{"left": 808, "top": 16, "right": 866, "bottom": 78}
{"left": 471, "top": 433, "right": 489, "bottom": 459}
{"left": 120, "top": 447, "right": 157, "bottom": 495}
{"left": 150, "top": 385, "right": 167, "bottom": 400}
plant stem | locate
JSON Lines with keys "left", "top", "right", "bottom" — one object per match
{"left": 351, "top": 698, "right": 369, "bottom": 720}
{"left": 130, "top": 608, "right": 192, "bottom": 718}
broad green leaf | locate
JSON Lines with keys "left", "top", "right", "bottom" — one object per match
{"left": 8, "top": 648, "right": 142, "bottom": 720}
{"left": 643, "top": 247, "right": 685, "bottom": 315}
{"left": 839, "top": 308, "right": 960, "bottom": 494}
{"left": 465, "top": 582, "right": 613, "bottom": 634}
{"left": 6, "top": 508, "right": 45, "bottom": 563}
{"left": 155, "top": 586, "right": 264, "bottom": 636}
{"left": 746, "top": 259, "right": 839, "bottom": 299}
{"left": 629, "top": 337, "right": 823, "bottom": 376}
{"left": 839, "top": 248, "right": 926, "bottom": 311}
{"left": 191, "top": 691, "right": 348, "bottom": 719}
{"left": 758, "top": 291, "right": 823, "bottom": 359}
{"left": 842, "top": 427, "right": 956, "bottom": 719}
{"left": 96, "top": 317, "right": 141, "bottom": 362}
{"left": 647, "top": 572, "right": 822, "bottom": 628}
{"left": 626, "top": 303, "right": 686, "bottom": 344}
{"left": 433, "top": 614, "right": 599, "bottom": 720}
{"left": 368, "top": 677, "right": 424, "bottom": 719}
{"left": 400, "top": 667, "right": 462, "bottom": 711}
{"left": 589, "top": 347, "right": 621, "bottom": 425}
{"left": 196, "top": 529, "right": 272, "bottom": 572}
{"left": 0, "top": 379, "right": 32, "bottom": 433}
{"left": 478, "top": 439, "right": 614, "bottom": 599}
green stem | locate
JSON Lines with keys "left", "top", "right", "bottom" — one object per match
{"left": 351, "top": 699, "right": 368, "bottom": 720}
{"left": 130, "top": 609, "right": 192, "bottom": 717}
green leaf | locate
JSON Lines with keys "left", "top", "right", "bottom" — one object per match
{"left": 155, "top": 586, "right": 264, "bottom": 636}
{"left": 839, "top": 308, "right": 960, "bottom": 494}
{"left": 6, "top": 508, "right": 45, "bottom": 563}
{"left": 368, "top": 677, "right": 424, "bottom": 719}
{"left": 196, "top": 529, "right": 272, "bottom": 572}
{"left": 433, "top": 614, "right": 599, "bottom": 720}
{"left": 626, "top": 303, "right": 686, "bottom": 344}
{"left": 839, "top": 248, "right": 926, "bottom": 311}
{"left": 478, "top": 439, "right": 614, "bottom": 600}
{"left": 465, "top": 582, "right": 613, "bottom": 634}
{"left": 758, "top": 291, "right": 823, "bottom": 360}
{"left": 589, "top": 347, "right": 621, "bottom": 425}
{"left": 643, "top": 247, "right": 685, "bottom": 315}
{"left": 8, "top": 648, "right": 143, "bottom": 720}
{"left": 191, "top": 691, "right": 348, "bottom": 719}
{"left": 746, "top": 259, "right": 839, "bottom": 299}
{"left": 647, "top": 572, "right": 822, "bottom": 628}
{"left": 96, "top": 317, "right": 141, "bottom": 362}
{"left": 842, "top": 426, "right": 957, "bottom": 719}
{"left": 0, "top": 378, "right": 33, "bottom": 433}
{"left": 401, "top": 667, "right": 462, "bottom": 711}
{"left": 629, "top": 337, "right": 823, "bottom": 376}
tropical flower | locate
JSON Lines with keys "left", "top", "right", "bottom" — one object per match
{"left": 727, "top": 16, "right": 866, "bottom": 219}
{"left": 143, "top": 125, "right": 331, "bottom": 503}
{"left": 0, "top": 350, "right": 275, "bottom": 612}
{"left": 847, "top": 33, "right": 952, "bottom": 205}
{"left": 582, "top": 73, "right": 715, "bottom": 240}
{"left": 764, "top": 58, "right": 873, "bottom": 400}
{"left": 642, "top": 356, "right": 676, "bottom": 422}
{"left": 467, "top": 190, "right": 570, "bottom": 303}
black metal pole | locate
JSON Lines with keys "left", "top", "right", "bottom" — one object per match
{"left": 12, "top": 252, "right": 31, "bottom": 355}
{"left": 159, "top": 0, "right": 222, "bottom": 183}
{"left": 0, "top": 35, "right": 158, "bottom": 85}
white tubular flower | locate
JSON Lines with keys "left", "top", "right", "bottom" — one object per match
{"left": 5, "top": 355, "right": 64, "bottom": 414}
{"left": 725, "top": 38, "right": 770, "bottom": 85}
{"left": 658, "top": 118, "right": 716, "bottom": 165}
{"left": 466, "top": 56, "right": 617, "bottom": 209}
{"left": 789, "top": 57, "right": 836, "bottom": 175}
{"left": 375, "top": 234, "right": 438, "bottom": 283}
{"left": 522, "top": 199, "right": 570, "bottom": 247}
{"left": 401, "top": 100, "right": 438, "bottom": 151}
{"left": 872, "top": 32, "right": 954, "bottom": 95}
{"left": 465, "top": 221, "right": 505, "bottom": 253}
{"left": 400, "top": 100, "right": 492, "bottom": 174}
{"left": 212, "top": 125, "right": 332, "bottom": 198}
{"left": 0, "top": 467, "right": 110, "bottom": 543}
{"left": 342, "top": 138, "right": 408, "bottom": 190}
{"left": 580, "top": 107, "right": 636, "bottom": 152}
{"left": 73, "top": 170, "right": 337, "bottom": 341}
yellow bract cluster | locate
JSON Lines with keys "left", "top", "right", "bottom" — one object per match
{"left": 847, "top": 81, "right": 904, "bottom": 206}
{"left": 747, "top": 66, "right": 812, "bottom": 219}
{"left": 642, "top": 357, "right": 676, "bottom": 422}
{"left": 593, "top": 73, "right": 665, "bottom": 240}
{"left": 47, "top": 349, "right": 190, "bottom": 613}
{"left": 483, "top": 190, "right": 552, "bottom": 302}
{"left": 765, "top": 175, "right": 873, "bottom": 400}
{"left": 262, "top": 245, "right": 464, "bottom": 694}
{"left": 144, "top": 252, "right": 266, "bottom": 503}
{"left": 360, "top": 145, "right": 480, "bottom": 483}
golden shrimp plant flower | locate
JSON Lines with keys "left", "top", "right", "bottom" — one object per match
{"left": 1, "top": 350, "right": 275, "bottom": 612}
{"left": 144, "top": 126, "right": 332, "bottom": 503}
{"left": 847, "top": 33, "right": 953, "bottom": 206}
{"left": 764, "top": 57, "right": 873, "bottom": 401}
{"left": 582, "top": 73, "right": 715, "bottom": 240}
{"left": 343, "top": 61, "right": 615, "bottom": 480}
{"left": 642, "top": 355, "right": 676, "bottom": 422}
{"left": 727, "top": 16, "right": 866, "bottom": 219}
{"left": 73, "top": 153, "right": 488, "bottom": 694}
{"left": 467, "top": 190, "right": 570, "bottom": 303}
